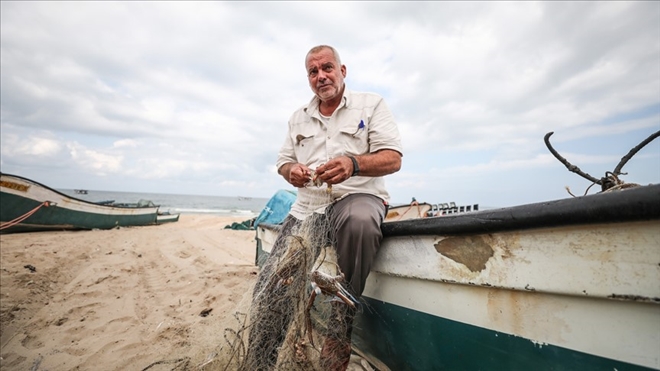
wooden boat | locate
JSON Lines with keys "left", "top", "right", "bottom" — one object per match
{"left": 385, "top": 201, "right": 480, "bottom": 221}
{"left": 156, "top": 212, "right": 180, "bottom": 224}
{"left": 254, "top": 185, "right": 660, "bottom": 370}
{"left": 385, "top": 201, "right": 432, "bottom": 221}
{"left": 0, "top": 173, "right": 176, "bottom": 234}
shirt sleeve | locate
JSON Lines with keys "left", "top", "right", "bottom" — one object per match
{"left": 368, "top": 97, "right": 403, "bottom": 156}
{"left": 276, "top": 118, "right": 297, "bottom": 170}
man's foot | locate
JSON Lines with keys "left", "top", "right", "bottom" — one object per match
{"left": 320, "top": 335, "right": 352, "bottom": 371}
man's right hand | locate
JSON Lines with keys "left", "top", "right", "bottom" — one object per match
{"left": 279, "top": 163, "right": 312, "bottom": 188}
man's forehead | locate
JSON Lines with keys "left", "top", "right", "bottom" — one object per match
{"left": 306, "top": 49, "right": 336, "bottom": 67}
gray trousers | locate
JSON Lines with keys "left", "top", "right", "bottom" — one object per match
{"left": 326, "top": 193, "right": 386, "bottom": 296}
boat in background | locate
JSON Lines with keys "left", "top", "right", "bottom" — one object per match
{"left": 91, "top": 199, "right": 180, "bottom": 225}
{"left": 156, "top": 211, "right": 180, "bottom": 224}
{"left": 254, "top": 185, "right": 660, "bottom": 370}
{"left": 0, "top": 173, "right": 179, "bottom": 234}
{"left": 385, "top": 200, "right": 479, "bottom": 221}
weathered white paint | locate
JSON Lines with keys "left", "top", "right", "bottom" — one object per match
{"left": 372, "top": 222, "right": 660, "bottom": 301}
{"left": 362, "top": 272, "right": 660, "bottom": 370}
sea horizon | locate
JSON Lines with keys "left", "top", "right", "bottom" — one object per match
{"left": 58, "top": 188, "right": 270, "bottom": 218}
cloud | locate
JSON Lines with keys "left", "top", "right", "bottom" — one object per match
{"left": 1, "top": 1, "right": 658, "bottom": 205}
{"left": 2, "top": 134, "right": 62, "bottom": 158}
{"left": 113, "top": 139, "right": 139, "bottom": 148}
{"left": 0, "top": 128, "right": 68, "bottom": 169}
{"left": 67, "top": 142, "right": 123, "bottom": 176}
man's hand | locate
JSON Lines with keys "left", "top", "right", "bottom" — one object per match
{"left": 315, "top": 157, "right": 353, "bottom": 185}
{"left": 279, "top": 163, "right": 312, "bottom": 188}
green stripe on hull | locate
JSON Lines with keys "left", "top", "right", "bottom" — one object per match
{"left": 353, "top": 296, "right": 654, "bottom": 371}
{"left": 1, "top": 192, "right": 157, "bottom": 233}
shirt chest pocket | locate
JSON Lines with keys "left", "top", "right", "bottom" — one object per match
{"left": 338, "top": 120, "right": 369, "bottom": 156}
{"left": 292, "top": 130, "right": 319, "bottom": 163}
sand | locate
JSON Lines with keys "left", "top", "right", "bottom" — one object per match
{"left": 0, "top": 215, "right": 260, "bottom": 371}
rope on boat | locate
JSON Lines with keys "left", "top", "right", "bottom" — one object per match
{"left": 0, "top": 201, "right": 52, "bottom": 230}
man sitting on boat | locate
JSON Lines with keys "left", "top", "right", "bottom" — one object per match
{"left": 246, "top": 45, "right": 403, "bottom": 370}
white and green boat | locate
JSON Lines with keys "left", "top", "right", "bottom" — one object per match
{"left": 0, "top": 173, "right": 168, "bottom": 234}
{"left": 254, "top": 185, "right": 660, "bottom": 370}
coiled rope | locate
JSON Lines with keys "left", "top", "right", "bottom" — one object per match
{"left": 0, "top": 201, "right": 52, "bottom": 230}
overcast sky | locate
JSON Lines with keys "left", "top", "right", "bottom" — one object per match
{"left": 1, "top": 1, "right": 659, "bottom": 207}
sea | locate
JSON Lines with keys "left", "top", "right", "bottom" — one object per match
{"left": 58, "top": 189, "right": 270, "bottom": 218}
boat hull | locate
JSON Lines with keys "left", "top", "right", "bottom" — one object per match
{"left": 254, "top": 185, "right": 660, "bottom": 370}
{"left": 156, "top": 213, "right": 181, "bottom": 224}
{"left": 1, "top": 174, "right": 159, "bottom": 233}
{"left": 354, "top": 291, "right": 657, "bottom": 371}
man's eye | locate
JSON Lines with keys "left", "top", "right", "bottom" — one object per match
{"left": 308, "top": 70, "right": 318, "bottom": 77}
{"left": 323, "top": 66, "right": 333, "bottom": 72}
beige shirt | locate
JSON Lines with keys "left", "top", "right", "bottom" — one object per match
{"left": 277, "top": 89, "right": 403, "bottom": 219}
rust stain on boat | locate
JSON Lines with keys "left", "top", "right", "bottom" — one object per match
{"left": 0, "top": 180, "right": 30, "bottom": 192}
{"left": 434, "top": 236, "right": 494, "bottom": 272}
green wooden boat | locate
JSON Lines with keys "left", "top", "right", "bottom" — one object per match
{"left": 254, "top": 184, "right": 660, "bottom": 370}
{"left": 0, "top": 173, "right": 164, "bottom": 234}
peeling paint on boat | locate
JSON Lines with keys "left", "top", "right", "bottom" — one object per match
{"left": 434, "top": 235, "right": 494, "bottom": 272}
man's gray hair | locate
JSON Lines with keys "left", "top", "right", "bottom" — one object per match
{"left": 306, "top": 45, "right": 342, "bottom": 66}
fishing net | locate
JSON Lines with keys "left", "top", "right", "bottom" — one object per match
{"left": 210, "top": 190, "right": 362, "bottom": 371}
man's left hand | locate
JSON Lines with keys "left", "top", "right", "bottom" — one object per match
{"left": 315, "top": 156, "right": 353, "bottom": 185}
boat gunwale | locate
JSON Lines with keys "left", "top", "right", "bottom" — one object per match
{"left": 382, "top": 184, "right": 660, "bottom": 237}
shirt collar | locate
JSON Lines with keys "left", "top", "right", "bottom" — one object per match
{"left": 304, "top": 88, "right": 350, "bottom": 118}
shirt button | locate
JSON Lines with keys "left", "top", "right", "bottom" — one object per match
{"left": 327, "top": 136, "right": 331, "bottom": 139}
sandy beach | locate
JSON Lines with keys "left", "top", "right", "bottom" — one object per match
{"left": 0, "top": 215, "right": 260, "bottom": 371}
